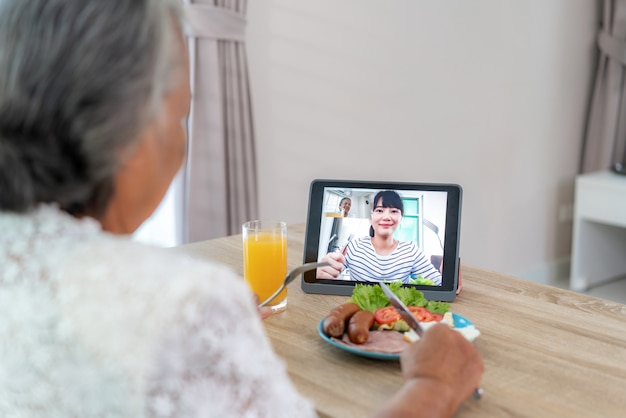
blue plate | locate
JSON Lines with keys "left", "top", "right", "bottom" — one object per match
{"left": 318, "top": 313, "right": 476, "bottom": 361}
{"left": 318, "top": 320, "right": 401, "bottom": 360}
{"left": 452, "top": 312, "right": 474, "bottom": 329}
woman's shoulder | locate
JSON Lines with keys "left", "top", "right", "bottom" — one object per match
{"left": 3, "top": 205, "right": 250, "bottom": 305}
{"left": 56, "top": 232, "right": 257, "bottom": 364}
{"left": 346, "top": 236, "right": 373, "bottom": 252}
{"left": 394, "top": 239, "right": 420, "bottom": 255}
{"left": 397, "top": 239, "right": 418, "bottom": 249}
{"left": 2, "top": 204, "right": 256, "bottom": 339}
{"left": 67, "top": 232, "right": 248, "bottom": 300}
{"left": 353, "top": 236, "right": 372, "bottom": 245}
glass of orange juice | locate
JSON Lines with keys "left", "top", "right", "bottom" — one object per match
{"left": 242, "top": 220, "right": 288, "bottom": 314}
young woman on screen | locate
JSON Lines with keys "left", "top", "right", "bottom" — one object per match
{"left": 318, "top": 190, "right": 442, "bottom": 284}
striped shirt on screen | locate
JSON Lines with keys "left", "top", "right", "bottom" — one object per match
{"left": 344, "top": 237, "right": 442, "bottom": 285}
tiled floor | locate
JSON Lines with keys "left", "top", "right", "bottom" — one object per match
{"left": 552, "top": 275, "right": 626, "bottom": 304}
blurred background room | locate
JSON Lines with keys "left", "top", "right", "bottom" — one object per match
{"left": 135, "top": 1, "right": 626, "bottom": 303}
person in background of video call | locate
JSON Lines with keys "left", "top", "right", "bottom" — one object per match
{"left": 318, "top": 190, "right": 442, "bottom": 284}
{"left": 339, "top": 197, "right": 352, "bottom": 217}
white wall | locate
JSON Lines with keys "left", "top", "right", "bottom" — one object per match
{"left": 246, "top": 0, "right": 599, "bottom": 280}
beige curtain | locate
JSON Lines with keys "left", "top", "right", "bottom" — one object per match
{"left": 581, "top": 0, "right": 626, "bottom": 173}
{"left": 182, "top": 0, "right": 258, "bottom": 242}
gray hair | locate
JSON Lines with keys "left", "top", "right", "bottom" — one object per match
{"left": 0, "top": 0, "right": 184, "bottom": 216}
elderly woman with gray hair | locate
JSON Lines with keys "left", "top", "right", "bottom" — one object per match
{"left": 0, "top": 1, "right": 482, "bottom": 417}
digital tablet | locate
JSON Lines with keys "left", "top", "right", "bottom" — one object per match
{"left": 301, "top": 179, "right": 462, "bottom": 301}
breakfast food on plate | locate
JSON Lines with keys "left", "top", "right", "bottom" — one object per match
{"left": 322, "top": 302, "right": 361, "bottom": 337}
{"left": 322, "top": 283, "right": 480, "bottom": 349}
{"left": 373, "top": 306, "right": 442, "bottom": 332}
{"left": 347, "top": 310, "right": 375, "bottom": 344}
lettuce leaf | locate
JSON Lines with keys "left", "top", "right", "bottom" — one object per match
{"left": 394, "top": 286, "right": 427, "bottom": 307}
{"left": 349, "top": 284, "right": 390, "bottom": 312}
{"left": 426, "top": 300, "right": 450, "bottom": 314}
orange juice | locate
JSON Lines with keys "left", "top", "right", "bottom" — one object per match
{"left": 243, "top": 230, "right": 287, "bottom": 306}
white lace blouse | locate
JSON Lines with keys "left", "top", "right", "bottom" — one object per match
{"left": 0, "top": 205, "right": 316, "bottom": 418}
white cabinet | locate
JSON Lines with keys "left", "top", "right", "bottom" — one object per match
{"left": 570, "top": 170, "right": 626, "bottom": 291}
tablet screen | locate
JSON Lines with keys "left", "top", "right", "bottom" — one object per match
{"left": 302, "top": 180, "right": 462, "bottom": 301}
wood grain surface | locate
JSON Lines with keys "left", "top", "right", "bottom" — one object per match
{"left": 178, "top": 224, "right": 626, "bottom": 418}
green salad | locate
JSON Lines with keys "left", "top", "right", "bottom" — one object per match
{"left": 348, "top": 282, "right": 450, "bottom": 314}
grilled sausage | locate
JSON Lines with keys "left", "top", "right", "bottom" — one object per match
{"left": 348, "top": 310, "right": 375, "bottom": 344}
{"left": 323, "top": 302, "right": 361, "bottom": 337}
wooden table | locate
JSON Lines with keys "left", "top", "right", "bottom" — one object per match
{"left": 178, "top": 224, "right": 626, "bottom": 418}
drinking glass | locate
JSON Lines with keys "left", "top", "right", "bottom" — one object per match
{"left": 242, "top": 220, "right": 288, "bottom": 314}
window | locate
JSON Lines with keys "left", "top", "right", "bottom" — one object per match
{"left": 394, "top": 197, "right": 423, "bottom": 248}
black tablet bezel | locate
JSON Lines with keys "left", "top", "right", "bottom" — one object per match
{"left": 301, "top": 179, "right": 462, "bottom": 302}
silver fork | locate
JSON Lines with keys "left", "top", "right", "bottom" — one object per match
{"left": 258, "top": 261, "right": 329, "bottom": 307}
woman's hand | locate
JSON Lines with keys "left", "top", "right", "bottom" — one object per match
{"left": 252, "top": 294, "right": 274, "bottom": 320}
{"left": 316, "top": 252, "right": 346, "bottom": 279}
{"left": 400, "top": 323, "right": 483, "bottom": 406}
{"left": 373, "top": 324, "right": 484, "bottom": 418}
{"left": 258, "top": 306, "right": 273, "bottom": 320}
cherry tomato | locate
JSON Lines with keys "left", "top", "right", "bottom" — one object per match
{"left": 430, "top": 312, "right": 444, "bottom": 322}
{"left": 374, "top": 306, "right": 444, "bottom": 325}
{"left": 408, "top": 306, "right": 434, "bottom": 322}
{"left": 374, "top": 306, "right": 402, "bottom": 325}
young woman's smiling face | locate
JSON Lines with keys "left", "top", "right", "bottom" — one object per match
{"left": 370, "top": 197, "right": 402, "bottom": 238}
